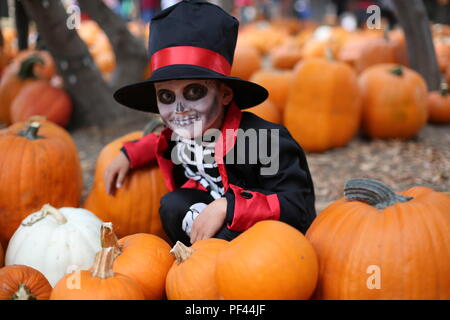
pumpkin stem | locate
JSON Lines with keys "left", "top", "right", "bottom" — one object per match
{"left": 18, "top": 121, "right": 42, "bottom": 140}
{"left": 11, "top": 284, "right": 37, "bottom": 300}
{"left": 389, "top": 65, "right": 404, "bottom": 77}
{"left": 100, "top": 222, "right": 122, "bottom": 258}
{"left": 440, "top": 80, "right": 449, "bottom": 96}
{"left": 91, "top": 247, "right": 115, "bottom": 279}
{"left": 344, "top": 178, "right": 413, "bottom": 210}
{"left": 17, "top": 54, "right": 44, "bottom": 79}
{"left": 170, "top": 241, "right": 195, "bottom": 264}
{"left": 143, "top": 113, "right": 165, "bottom": 136}
{"left": 22, "top": 204, "right": 67, "bottom": 226}
{"left": 324, "top": 47, "right": 335, "bottom": 62}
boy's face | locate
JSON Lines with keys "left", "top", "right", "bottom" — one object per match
{"left": 155, "top": 79, "right": 233, "bottom": 138}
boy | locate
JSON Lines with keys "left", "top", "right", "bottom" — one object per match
{"left": 107, "top": 0, "right": 316, "bottom": 245}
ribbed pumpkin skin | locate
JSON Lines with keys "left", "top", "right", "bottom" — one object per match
{"left": 84, "top": 131, "right": 169, "bottom": 240}
{"left": 215, "top": 220, "right": 318, "bottom": 300}
{"left": 50, "top": 270, "right": 145, "bottom": 300}
{"left": 166, "top": 239, "right": 229, "bottom": 300}
{"left": 306, "top": 186, "right": 450, "bottom": 300}
{"left": 11, "top": 81, "right": 72, "bottom": 127}
{"left": 0, "top": 121, "right": 82, "bottom": 247}
{"left": 0, "top": 265, "right": 52, "bottom": 300}
{"left": 250, "top": 69, "right": 293, "bottom": 112}
{"left": 359, "top": 64, "right": 428, "bottom": 140}
{"left": 113, "top": 233, "right": 174, "bottom": 300}
{"left": 284, "top": 57, "right": 361, "bottom": 152}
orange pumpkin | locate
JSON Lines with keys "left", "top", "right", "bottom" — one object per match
{"left": 358, "top": 64, "right": 428, "bottom": 140}
{"left": 434, "top": 37, "right": 450, "bottom": 73}
{"left": 100, "top": 223, "right": 174, "bottom": 300}
{"left": 249, "top": 69, "right": 293, "bottom": 112}
{"left": 0, "top": 243, "right": 3, "bottom": 267}
{"left": 10, "top": 81, "right": 72, "bottom": 127}
{"left": 284, "top": 56, "right": 362, "bottom": 152}
{"left": 166, "top": 239, "right": 229, "bottom": 300}
{"left": 0, "top": 55, "right": 42, "bottom": 125}
{"left": 246, "top": 99, "right": 282, "bottom": 124}
{"left": 353, "top": 36, "right": 398, "bottom": 74}
{"left": 84, "top": 130, "right": 169, "bottom": 240}
{"left": 269, "top": 38, "right": 303, "bottom": 70}
{"left": 0, "top": 265, "right": 52, "bottom": 300}
{"left": 215, "top": 220, "right": 318, "bottom": 300}
{"left": 51, "top": 247, "right": 145, "bottom": 300}
{"left": 428, "top": 81, "right": 450, "bottom": 124}
{"left": 0, "top": 120, "right": 82, "bottom": 247}
{"left": 13, "top": 50, "right": 56, "bottom": 81}
{"left": 230, "top": 44, "right": 261, "bottom": 81}
{"left": 306, "top": 178, "right": 450, "bottom": 300}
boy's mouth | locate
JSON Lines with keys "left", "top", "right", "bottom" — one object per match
{"left": 171, "top": 113, "right": 201, "bottom": 127}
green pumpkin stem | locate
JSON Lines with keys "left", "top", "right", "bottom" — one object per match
{"left": 143, "top": 113, "right": 165, "bottom": 136}
{"left": 324, "top": 47, "right": 335, "bottom": 62}
{"left": 91, "top": 247, "right": 115, "bottom": 279}
{"left": 11, "top": 284, "right": 37, "bottom": 300}
{"left": 440, "top": 81, "right": 449, "bottom": 96}
{"left": 100, "top": 223, "right": 122, "bottom": 258}
{"left": 17, "top": 54, "right": 44, "bottom": 79}
{"left": 170, "top": 241, "right": 195, "bottom": 264}
{"left": 390, "top": 65, "right": 404, "bottom": 76}
{"left": 18, "top": 121, "right": 42, "bottom": 140}
{"left": 344, "top": 178, "right": 413, "bottom": 210}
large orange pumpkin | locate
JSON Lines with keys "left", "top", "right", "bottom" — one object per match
{"left": 358, "top": 64, "right": 428, "bottom": 140}
{"left": 249, "top": 69, "right": 293, "bottom": 112}
{"left": 50, "top": 247, "right": 145, "bottom": 300}
{"left": 166, "top": 239, "right": 229, "bottom": 300}
{"left": 84, "top": 130, "right": 169, "bottom": 240}
{"left": 246, "top": 99, "right": 282, "bottom": 124}
{"left": 306, "top": 178, "right": 450, "bottom": 300}
{"left": 100, "top": 223, "right": 174, "bottom": 300}
{"left": 0, "top": 265, "right": 52, "bottom": 300}
{"left": 0, "top": 120, "right": 82, "bottom": 247}
{"left": 428, "top": 81, "right": 450, "bottom": 124}
{"left": 10, "top": 81, "right": 72, "bottom": 127}
{"left": 215, "top": 220, "right": 318, "bottom": 300}
{"left": 0, "top": 55, "right": 42, "bottom": 125}
{"left": 353, "top": 36, "right": 398, "bottom": 74}
{"left": 284, "top": 56, "right": 362, "bottom": 152}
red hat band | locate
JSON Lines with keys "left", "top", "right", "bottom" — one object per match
{"left": 150, "top": 46, "right": 232, "bottom": 76}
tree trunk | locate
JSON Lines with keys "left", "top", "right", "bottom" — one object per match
{"left": 77, "top": 0, "right": 148, "bottom": 91}
{"left": 390, "top": 0, "right": 441, "bottom": 91}
{"left": 21, "top": 0, "right": 146, "bottom": 129}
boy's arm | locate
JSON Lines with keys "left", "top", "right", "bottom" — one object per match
{"left": 224, "top": 128, "right": 316, "bottom": 234}
{"left": 121, "top": 133, "right": 160, "bottom": 169}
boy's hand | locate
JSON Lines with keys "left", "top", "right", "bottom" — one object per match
{"left": 190, "top": 198, "right": 227, "bottom": 244}
{"left": 104, "top": 152, "right": 130, "bottom": 195}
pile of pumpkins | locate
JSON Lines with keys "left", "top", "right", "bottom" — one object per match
{"left": 235, "top": 20, "right": 450, "bottom": 153}
{"left": 0, "top": 117, "right": 449, "bottom": 300}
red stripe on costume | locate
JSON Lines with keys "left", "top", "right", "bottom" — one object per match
{"left": 150, "top": 46, "right": 232, "bottom": 75}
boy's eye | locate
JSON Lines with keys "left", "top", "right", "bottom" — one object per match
{"left": 184, "top": 84, "right": 208, "bottom": 101}
{"left": 157, "top": 90, "right": 175, "bottom": 104}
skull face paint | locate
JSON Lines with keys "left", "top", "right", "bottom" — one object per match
{"left": 155, "top": 79, "right": 229, "bottom": 138}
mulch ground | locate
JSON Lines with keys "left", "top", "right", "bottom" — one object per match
{"left": 73, "top": 118, "right": 450, "bottom": 213}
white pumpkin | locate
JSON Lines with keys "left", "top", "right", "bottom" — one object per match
{"left": 5, "top": 204, "right": 103, "bottom": 286}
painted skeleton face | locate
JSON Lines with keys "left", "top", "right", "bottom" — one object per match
{"left": 155, "top": 79, "right": 232, "bottom": 139}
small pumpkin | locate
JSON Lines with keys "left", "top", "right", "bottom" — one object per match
{"left": 0, "top": 121, "right": 83, "bottom": 247}
{"left": 306, "top": 178, "right": 450, "bottom": 300}
{"left": 166, "top": 239, "right": 229, "bottom": 300}
{"left": 353, "top": 34, "right": 398, "bottom": 74}
{"left": 284, "top": 55, "right": 362, "bottom": 152}
{"left": 215, "top": 220, "right": 319, "bottom": 300}
{"left": 5, "top": 204, "right": 103, "bottom": 286}
{"left": 230, "top": 44, "right": 261, "bottom": 81}
{"left": 0, "top": 265, "right": 52, "bottom": 300}
{"left": 269, "top": 39, "right": 303, "bottom": 70}
{"left": 50, "top": 247, "right": 145, "bottom": 300}
{"left": 10, "top": 80, "right": 72, "bottom": 127}
{"left": 84, "top": 129, "right": 169, "bottom": 240}
{"left": 246, "top": 99, "right": 282, "bottom": 124}
{"left": 100, "top": 223, "right": 174, "bottom": 300}
{"left": 358, "top": 64, "right": 428, "bottom": 140}
{"left": 428, "top": 80, "right": 450, "bottom": 124}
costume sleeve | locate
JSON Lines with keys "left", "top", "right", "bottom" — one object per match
{"left": 121, "top": 133, "right": 159, "bottom": 169}
{"left": 224, "top": 127, "right": 316, "bottom": 234}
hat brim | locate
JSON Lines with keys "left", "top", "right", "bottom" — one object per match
{"left": 113, "top": 65, "right": 269, "bottom": 113}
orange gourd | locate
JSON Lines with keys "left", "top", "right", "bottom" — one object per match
{"left": 0, "top": 265, "right": 52, "bottom": 300}
{"left": 306, "top": 178, "right": 450, "bottom": 300}
{"left": 84, "top": 129, "right": 169, "bottom": 240}
{"left": 230, "top": 44, "right": 261, "bottom": 81}
{"left": 284, "top": 56, "right": 361, "bottom": 152}
{"left": 0, "top": 243, "right": 3, "bottom": 267}
{"left": 215, "top": 220, "right": 318, "bottom": 300}
{"left": 246, "top": 99, "right": 282, "bottom": 124}
{"left": 428, "top": 81, "right": 450, "bottom": 124}
{"left": 0, "top": 120, "right": 82, "bottom": 247}
{"left": 250, "top": 69, "right": 293, "bottom": 112}
{"left": 166, "top": 239, "right": 229, "bottom": 300}
{"left": 359, "top": 64, "right": 428, "bottom": 140}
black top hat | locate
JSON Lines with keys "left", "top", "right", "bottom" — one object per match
{"left": 113, "top": 0, "right": 268, "bottom": 113}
